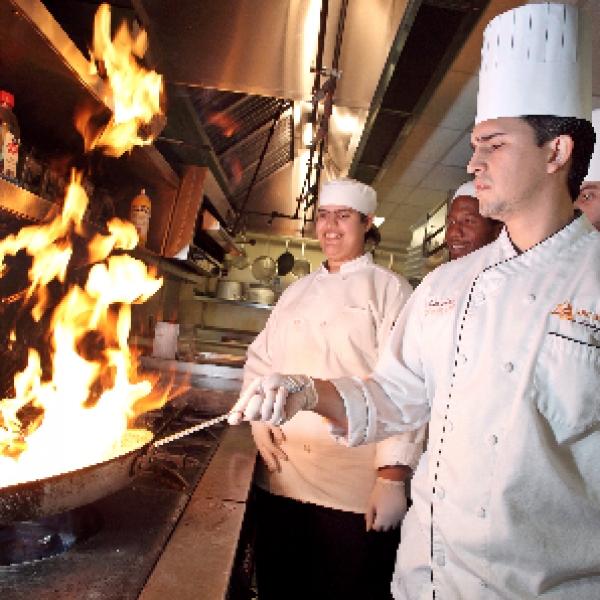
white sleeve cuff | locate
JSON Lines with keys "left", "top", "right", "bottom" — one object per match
{"left": 329, "top": 376, "right": 373, "bottom": 446}
{"left": 374, "top": 425, "right": 427, "bottom": 471}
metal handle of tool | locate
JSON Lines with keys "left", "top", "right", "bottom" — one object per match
{"left": 151, "top": 412, "right": 231, "bottom": 449}
{"left": 130, "top": 411, "right": 241, "bottom": 478}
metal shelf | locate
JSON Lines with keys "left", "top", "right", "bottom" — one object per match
{"left": 193, "top": 294, "right": 274, "bottom": 311}
{"left": 0, "top": 177, "right": 58, "bottom": 222}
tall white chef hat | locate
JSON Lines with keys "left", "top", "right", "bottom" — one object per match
{"left": 476, "top": 3, "right": 592, "bottom": 124}
{"left": 319, "top": 178, "right": 377, "bottom": 215}
{"left": 584, "top": 109, "right": 600, "bottom": 181}
{"left": 452, "top": 180, "right": 477, "bottom": 202}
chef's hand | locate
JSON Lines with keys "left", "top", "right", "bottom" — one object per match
{"left": 228, "top": 374, "right": 318, "bottom": 426}
{"left": 251, "top": 422, "right": 287, "bottom": 472}
{"left": 365, "top": 478, "right": 408, "bottom": 532}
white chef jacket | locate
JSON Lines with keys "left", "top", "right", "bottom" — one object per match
{"left": 331, "top": 214, "right": 600, "bottom": 598}
{"left": 243, "top": 253, "right": 426, "bottom": 513}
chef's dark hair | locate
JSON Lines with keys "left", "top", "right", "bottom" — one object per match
{"left": 360, "top": 213, "right": 381, "bottom": 246}
{"left": 521, "top": 115, "right": 596, "bottom": 201}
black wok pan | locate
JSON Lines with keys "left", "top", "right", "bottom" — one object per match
{"left": 0, "top": 413, "right": 229, "bottom": 525}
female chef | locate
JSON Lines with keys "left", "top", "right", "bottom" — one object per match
{"left": 244, "top": 177, "right": 425, "bottom": 600}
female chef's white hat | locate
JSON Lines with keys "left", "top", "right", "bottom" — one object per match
{"left": 452, "top": 180, "right": 477, "bottom": 202}
{"left": 476, "top": 3, "right": 592, "bottom": 124}
{"left": 584, "top": 109, "right": 600, "bottom": 182}
{"left": 319, "top": 177, "right": 377, "bottom": 215}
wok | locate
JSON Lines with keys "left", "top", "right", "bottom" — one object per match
{"left": 0, "top": 413, "right": 230, "bottom": 525}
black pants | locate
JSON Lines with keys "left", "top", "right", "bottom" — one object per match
{"left": 254, "top": 487, "right": 400, "bottom": 600}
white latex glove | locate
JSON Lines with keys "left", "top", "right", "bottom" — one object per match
{"left": 228, "top": 374, "right": 318, "bottom": 426}
{"left": 251, "top": 422, "right": 288, "bottom": 472}
{"left": 365, "top": 477, "right": 408, "bottom": 532}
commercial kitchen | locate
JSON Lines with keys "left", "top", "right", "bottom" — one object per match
{"left": 0, "top": 0, "right": 598, "bottom": 599}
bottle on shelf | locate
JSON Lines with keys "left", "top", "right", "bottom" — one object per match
{"left": 0, "top": 91, "right": 20, "bottom": 182}
{"left": 130, "top": 188, "right": 152, "bottom": 246}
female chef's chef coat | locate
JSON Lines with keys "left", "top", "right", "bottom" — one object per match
{"left": 330, "top": 216, "right": 600, "bottom": 598}
{"left": 244, "top": 252, "right": 425, "bottom": 513}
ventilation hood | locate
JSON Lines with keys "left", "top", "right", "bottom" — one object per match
{"left": 39, "top": 0, "right": 501, "bottom": 258}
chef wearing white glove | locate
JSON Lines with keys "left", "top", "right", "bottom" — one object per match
{"left": 233, "top": 5, "right": 600, "bottom": 599}
{"left": 238, "top": 178, "right": 425, "bottom": 600}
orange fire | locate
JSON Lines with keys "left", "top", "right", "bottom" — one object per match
{"left": 0, "top": 172, "right": 164, "bottom": 486}
{"left": 0, "top": 4, "right": 168, "bottom": 487}
{"left": 79, "top": 3, "right": 164, "bottom": 157}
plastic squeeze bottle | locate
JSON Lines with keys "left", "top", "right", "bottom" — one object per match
{"left": 130, "top": 188, "right": 151, "bottom": 246}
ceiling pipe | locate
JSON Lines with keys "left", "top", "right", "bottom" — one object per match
{"left": 292, "top": 0, "right": 329, "bottom": 227}
{"left": 298, "top": 0, "right": 349, "bottom": 236}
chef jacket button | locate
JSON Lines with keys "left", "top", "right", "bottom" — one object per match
{"left": 477, "top": 507, "right": 486, "bottom": 518}
{"left": 502, "top": 362, "right": 514, "bottom": 373}
{"left": 487, "top": 434, "right": 498, "bottom": 445}
{"left": 437, "top": 487, "right": 445, "bottom": 500}
{"left": 480, "top": 580, "right": 488, "bottom": 588}
{"left": 294, "top": 319, "right": 301, "bottom": 325}
{"left": 525, "top": 294, "right": 536, "bottom": 304}
{"left": 436, "top": 554, "right": 446, "bottom": 567}
{"left": 303, "top": 444, "right": 311, "bottom": 453}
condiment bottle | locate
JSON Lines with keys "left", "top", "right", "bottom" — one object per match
{"left": 130, "top": 188, "right": 151, "bottom": 246}
{"left": 0, "top": 91, "right": 20, "bottom": 182}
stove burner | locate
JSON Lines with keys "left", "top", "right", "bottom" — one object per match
{"left": 0, "top": 505, "right": 103, "bottom": 566}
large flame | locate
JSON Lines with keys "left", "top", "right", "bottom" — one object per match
{"left": 78, "top": 3, "right": 164, "bottom": 157}
{"left": 0, "top": 173, "right": 164, "bottom": 486}
{"left": 0, "top": 4, "right": 170, "bottom": 487}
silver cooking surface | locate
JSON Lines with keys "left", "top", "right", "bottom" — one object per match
{"left": 0, "top": 405, "right": 227, "bottom": 600}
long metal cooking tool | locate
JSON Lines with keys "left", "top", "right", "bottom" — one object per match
{"left": 151, "top": 412, "right": 231, "bottom": 448}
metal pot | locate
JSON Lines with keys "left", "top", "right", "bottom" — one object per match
{"left": 0, "top": 414, "right": 229, "bottom": 525}
{"left": 292, "top": 242, "right": 311, "bottom": 277}
{"left": 247, "top": 285, "right": 275, "bottom": 305}
{"left": 215, "top": 279, "right": 244, "bottom": 301}
{"left": 251, "top": 237, "right": 276, "bottom": 282}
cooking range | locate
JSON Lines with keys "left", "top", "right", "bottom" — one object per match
{"left": 0, "top": 400, "right": 229, "bottom": 599}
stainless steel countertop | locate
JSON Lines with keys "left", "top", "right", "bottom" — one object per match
{"left": 140, "top": 356, "right": 244, "bottom": 393}
{"left": 138, "top": 423, "right": 257, "bottom": 600}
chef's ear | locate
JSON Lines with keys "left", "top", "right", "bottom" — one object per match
{"left": 547, "top": 135, "right": 574, "bottom": 174}
{"left": 364, "top": 214, "right": 375, "bottom": 231}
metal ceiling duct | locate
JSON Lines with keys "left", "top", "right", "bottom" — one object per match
{"left": 139, "top": 0, "right": 407, "bottom": 111}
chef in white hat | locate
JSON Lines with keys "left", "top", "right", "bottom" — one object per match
{"left": 445, "top": 180, "right": 502, "bottom": 260}
{"left": 575, "top": 108, "right": 600, "bottom": 229}
{"left": 231, "top": 4, "right": 600, "bottom": 598}
{"left": 242, "top": 177, "right": 425, "bottom": 600}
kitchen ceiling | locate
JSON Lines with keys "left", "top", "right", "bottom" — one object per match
{"left": 43, "top": 0, "right": 600, "bottom": 261}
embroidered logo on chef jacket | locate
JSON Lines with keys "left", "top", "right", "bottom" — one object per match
{"left": 550, "top": 301, "right": 600, "bottom": 345}
{"left": 425, "top": 293, "right": 457, "bottom": 316}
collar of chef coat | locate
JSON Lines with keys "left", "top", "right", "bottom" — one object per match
{"left": 495, "top": 211, "right": 595, "bottom": 267}
{"left": 319, "top": 252, "right": 374, "bottom": 275}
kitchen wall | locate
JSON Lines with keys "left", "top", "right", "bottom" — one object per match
{"left": 130, "top": 236, "right": 411, "bottom": 361}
